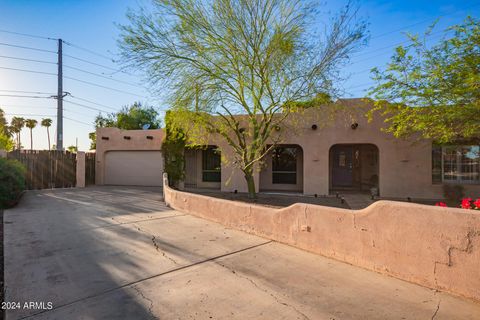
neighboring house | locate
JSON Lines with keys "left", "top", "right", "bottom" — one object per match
{"left": 95, "top": 99, "right": 480, "bottom": 200}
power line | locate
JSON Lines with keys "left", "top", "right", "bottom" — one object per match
{"left": 64, "top": 64, "right": 143, "bottom": 88}
{"left": 64, "top": 99, "right": 113, "bottom": 113}
{"left": 0, "top": 55, "right": 56, "bottom": 65}
{"left": 4, "top": 113, "right": 56, "bottom": 117}
{"left": 63, "top": 41, "right": 115, "bottom": 61}
{"left": 0, "top": 66, "right": 56, "bottom": 76}
{"left": 0, "top": 94, "right": 53, "bottom": 99}
{"left": 63, "top": 53, "right": 130, "bottom": 74}
{"left": 1, "top": 104, "right": 57, "bottom": 109}
{"left": 64, "top": 116, "right": 92, "bottom": 126}
{"left": 64, "top": 75, "right": 145, "bottom": 97}
{"left": 0, "top": 28, "right": 57, "bottom": 41}
{"left": 0, "top": 42, "right": 56, "bottom": 54}
{"left": 0, "top": 89, "right": 55, "bottom": 95}
{"left": 68, "top": 96, "right": 118, "bottom": 111}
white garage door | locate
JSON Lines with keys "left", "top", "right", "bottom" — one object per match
{"left": 104, "top": 151, "right": 163, "bottom": 186}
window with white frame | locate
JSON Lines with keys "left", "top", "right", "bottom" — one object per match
{"left": 432, "top": 145, "right": 480, "bottom": 184}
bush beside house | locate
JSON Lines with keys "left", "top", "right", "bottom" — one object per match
{"left": 0, "top": 158, "right": 26, "bottom": 208}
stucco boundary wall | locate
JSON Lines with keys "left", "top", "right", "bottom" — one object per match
{"left": 162, "top": 174, "right": 480, "bottom": 302}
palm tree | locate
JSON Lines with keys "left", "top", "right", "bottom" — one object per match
{"left": 25, "top": 119, "right": 38, "bottom": 151}
{"left": 10, "top": 117, "right": 25, "bottom": 149}
{"left": 41, "top": 118, "right": 53, "bottom": 151}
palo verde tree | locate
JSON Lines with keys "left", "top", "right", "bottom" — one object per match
{"left": 369, "top": 17, "right": 480, "bottom": 143}
{"left": 119, "top": 0, "right": 367, "bottom": 198}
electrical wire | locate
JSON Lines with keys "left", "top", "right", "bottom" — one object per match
{"left": 64, "top": 99, "right": 114, "bottom": 113}
{"left": 63, "top": 64, "right": 143, "bottom": 88}
{"left": 62, "top": 41, "right": 114, "bottom": 61}
{"left": 0, "top": 94, "right": 53, "bottom": 99}
{"left": 0, "top": 55, "right": 56, "bottom": 65}
{"left": 0, "top": 42, "right": 56, "bottom": 54}
{"left": 64, "top": 116, "right": 92, "bottom": 126}
{"left": 0, "top": 66, "right": 56, "bottom": 76}
{"left": 63, "top": 53, "right": 130, "bottom": 75}
{"left": 0, "top": 28, "right": 57, "bottom": 41}
{"left": 0, "top": 89, "right": 55, "bottom": 95}
{"left": 68, "top": 96, "right": 119, "bottom": 111}
{"left": 64, "top": 75, "right": 145, "bottom": 97}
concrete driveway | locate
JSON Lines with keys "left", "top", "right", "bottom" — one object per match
{"left": 4, "top": 187, "right": 480, "bottom": 320}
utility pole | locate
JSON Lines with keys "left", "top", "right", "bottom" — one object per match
{"left": 56, "top": 38, "right": 63, "bottom": 151}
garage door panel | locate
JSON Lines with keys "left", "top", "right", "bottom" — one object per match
{"left": 104, "top": 151, "right": 163, "bottom": 186}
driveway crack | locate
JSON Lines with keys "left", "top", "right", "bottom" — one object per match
{"left": 216, "top": 262, "right": 310, "bottom": 320}
{"left": 431, "top": 299, "right": 441, "bottom": 320}
{"left": 132, "top": 285, "right": 157, "bottom": 320}
{"left": 133, "top": 223, "right": 181, "bottom": 266}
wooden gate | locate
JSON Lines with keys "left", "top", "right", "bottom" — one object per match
{"left": 85, "top": 152, "right": 96, "bottom": 185}
{"left": 7, "top": 150, "right": 77, "bottom": 190}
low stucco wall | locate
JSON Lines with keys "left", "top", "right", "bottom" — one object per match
{"left": 163, "top": 176, "right": 480, "bottom": 301}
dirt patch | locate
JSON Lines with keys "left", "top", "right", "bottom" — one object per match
{"left": 186, "top": 190, "right": 350, "bottom": 209}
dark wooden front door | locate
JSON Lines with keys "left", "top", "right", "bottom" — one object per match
{"left": 332, "top": 146, "right": 354, "bottom": 187}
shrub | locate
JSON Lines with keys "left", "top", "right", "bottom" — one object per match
{"left": 0, "top": 158, "right": 26, "bottom": 208}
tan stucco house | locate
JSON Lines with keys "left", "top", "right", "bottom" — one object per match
{"left": 96, "top": 99, "right": 480, "bottom": 200}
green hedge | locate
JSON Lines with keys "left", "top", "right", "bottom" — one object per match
{"left": 0, "top": 158, "right": 26, "bottom": 208}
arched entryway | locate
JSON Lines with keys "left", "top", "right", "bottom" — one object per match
{"left": 329, "top": 144, "right": 379, "bottom": 192}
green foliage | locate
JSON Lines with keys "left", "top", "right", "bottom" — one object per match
{"left": 0, "top": 158, "right": 26, "bottom": 208}
{"left": 10, "top": 116, "right": 25, "bottom": 149}
{"left": 0, "top": 108, "right": 9, "bottom": 137}
{"left": 67, "top": 146, "right": 78, "bottom": 153}
{"left": 369, "top": 17, "right": 480, "bottom": 143}
{"left": 162, "top": 111, "right": 186, "bottom": 187}
{"left": 119, "top": 0, "right": 367, "bottom": 197}
{"left": 41, "top": 118, "right": 52, "bottom": 128}
{"left": 0, "top": 133, "right": 14, "bottom": 151}
{"left": 90, "top": 102, "right": 162, "bottom": 149}
{"left": 88, "top": 132, "right": 96, "bottom": 150}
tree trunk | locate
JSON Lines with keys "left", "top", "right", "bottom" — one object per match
{"left": 30, "top": 129, "right": 33, "bottom": 151}
{"left": 244, "top": 171, "right": 257, "bottom": 199}
{"left": 47, "top": 128, "right": 50, "bottom": 151}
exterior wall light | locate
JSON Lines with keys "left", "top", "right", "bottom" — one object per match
{"left": 146, "top": 136, "right": 154, "bottom": 140}
{"left": 123, "top": 136, "right": 131, "bottom": 140}
{"left": 101, "top": 136, "right": 109, "bottom": 140}
{"left": 351, "top": 123, "right": 359, "bottom": 130}
{"left": 311, "top": 124, "right": 318, "bottom": 130}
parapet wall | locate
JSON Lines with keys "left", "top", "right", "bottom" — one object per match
{"left": 163, "top": 174, "right": 480, "bottom": 301}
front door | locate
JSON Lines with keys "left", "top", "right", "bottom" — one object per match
{"left": 332, "top": 146, "right": 353, "bottom": 187}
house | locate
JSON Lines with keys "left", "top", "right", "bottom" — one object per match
{"left": 181, "top": 99, "right": 480, "bottom": 200}
{"left": 95, "top": 99, "right": 480, "bottom": 200}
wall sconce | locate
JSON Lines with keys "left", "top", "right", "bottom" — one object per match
{"left": 311, "top": 124, "right": 318, "bottom": 130}
{"left": 101, "top": 136, "right": 109, "bottom": 140}
{"left": 351, "top": 123, "right": 359, "bottom": 130}
{"left": 146, "top": 136, "right": 154, "bottom": 140}
{"left": 123, "top": 136, "right": 131, "bottom": 140}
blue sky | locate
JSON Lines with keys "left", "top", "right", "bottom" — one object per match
{"left": 0, "top": 0, "right": 478, "bottom": 151}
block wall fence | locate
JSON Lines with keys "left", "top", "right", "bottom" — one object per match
{"left": 163, "top": 173, "right": 480, "bottom": 302}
